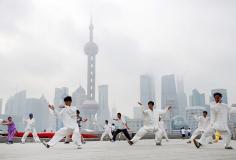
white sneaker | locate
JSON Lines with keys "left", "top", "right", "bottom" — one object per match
{"left": 21, "top": 141, "right": 25, "bottom": 144}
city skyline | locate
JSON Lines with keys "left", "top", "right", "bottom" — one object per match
{"left": 1, "top": 0, "right": 236, "bottom": 118}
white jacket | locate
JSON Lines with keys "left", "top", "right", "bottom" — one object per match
{"left": 141, "top": 106, "right": 168, "bottom": 127}
{"left": 103, "top": 124, "right": 112, "bottom": 132}
{"left": 210, "top": 102, "right": 236, "bottom": 131}
{"left": 24, "top": 118, "right": 36, "bottom": 130}
{"left": 194, "top": 115, "right": 210, "bottom": 131}
{"left": 53, "top": 105, "right": 77, "bottom": 129}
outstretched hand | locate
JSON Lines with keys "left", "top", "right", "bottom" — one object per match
{"left": 138, "top": 102, "right": 142, "bottom": 106}
{"left": 48, "top": 104, "right": 55, "bottom": 110}
{"left": 167, "top": 106, "right": 172, "bottom": 110}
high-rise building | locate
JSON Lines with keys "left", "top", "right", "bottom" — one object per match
{"left": 210, "top": 89, "right": 228, "bottom": 104}
{"left": 140, "top": 74, "right": 156, "bottom": 106}
{"left": 97, "top": 85, "right": 110, "bottom": 126}
{"left": 53, "top": 87, "right": 69, "bottom": 130}
{"left": 5, "top": 91, "right": 49, "bottom": 131}
{"left": 81, "top": 19, "right": 99, "bottom": 130}
{"left": 0, "top": 98, "right": 2, "bottom": 114}
{"left": 176, "top": 78, "right": 187, "bottom": 119}
{"left": 133, "top": 106, "right": 143, "bottom": 119}
{"left": 72, "top": 86, "right": 87, "bottom": 107}
{"left": 161, "top": 74, "right": 178, "bottom": 132}
{"left": 111, "top": 107, "right": 117, "bottom": 118}
{"left": 189, "top": 89, "right": 205, "bottom": 106}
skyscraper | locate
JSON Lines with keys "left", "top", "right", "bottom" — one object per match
{"left": 133, "top": 106, "right": 143, "bottom": 119}
{"left": 176, "top": 78, "right": 187, "bottom": 119}
{"left": 97, "top": 85, "right": 110, "bottom": 125}
{"left": 189, "top": 89, "right": 205, "bottom": 106}
{"left": 161, "top": 74, "right": 178, "bottom": 115}
{"left": 210, "top": 89, "right": 228, "bottom": 104}
{"left": 81, "top": 19, "right": 99, "bottom": 130}
{"left": 72, "top": 86, "right": 87, "bottom": 107}
{"left": 140, "top": 74, "right": 156, "bottom": 106}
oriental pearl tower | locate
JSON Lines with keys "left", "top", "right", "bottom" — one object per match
{"left": 81, "top": 18, "right": 99, "bottom": 130}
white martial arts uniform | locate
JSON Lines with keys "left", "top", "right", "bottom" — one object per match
{"left": 158, "top": 120, "right": 169, "bottom": 141}
{"left": 131, "top": 106, "right": 168, "bottom": 144}
{"left": 100, "top": 124, "right": 113, "bottom": 141}
{"left": 47, "top": 106, "right": 82, "bottom": 147}
{"left": 190, "top": 115, "right": 210, "bottom": 141}
{"left": 21, "top": 118, "right": 40, "bottom": 143}
{"left": 198, "top": 102, "right": 236, "bottom": 147}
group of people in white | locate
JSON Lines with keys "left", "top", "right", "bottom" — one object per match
{"left": 1, "top": 92, "right": 236, "bottom": 150}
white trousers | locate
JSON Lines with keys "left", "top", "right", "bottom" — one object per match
{"left": 21, "top": 128, "right": 40, "bottom": 142}
{"left": 47, "top": 127, "right": 81, "bottom": 147}
{"left": 131, "top": 125, "right": 163, "bottom": 144}
{"left": 162, "top": 129, "right": 169, "bottom": 140}
{"left": 100, "top": 130, "right": 113, "bottom": 141}
{"left": 198, "top": 127, "right": 231, "bottom": 147}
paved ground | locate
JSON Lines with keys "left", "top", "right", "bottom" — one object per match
{"left": 0, "top": 139, "right": 236, "bottom": 160}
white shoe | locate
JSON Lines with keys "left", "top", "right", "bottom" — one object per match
{"left": 21, "top": 141, "right": 25, "bottom": 144}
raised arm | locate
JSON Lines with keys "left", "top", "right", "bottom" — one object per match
{"left": 138, "top": 102, "right": 148, "bottom": 115}
{"left": 157, "top": 106, "right": 172, "bottom": 115}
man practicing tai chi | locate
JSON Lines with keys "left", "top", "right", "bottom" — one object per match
{"left": 100, "top": 120, "right": 113, "bottom": 141}
{"left": 43, "top": 96, "right": 82, "bottom": 149}
{"left": 187, "top": 111, "right": 210, "bottom": 144}
{"left": 112, "top": 113, "right": 132, "bottom": 142}
{"left": 128, "top": 101, "right": 171, "bottom": 146}
{"left": 193, "top": 92, "right": 236, "bottom": 149}
{"left": 21, "top": 113, "right": 40, "bottom": 144}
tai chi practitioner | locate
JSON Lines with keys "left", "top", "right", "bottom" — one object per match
{"left": 187, "top": 111, "right": 210, "bottom": 144}
{"left": 1, "top": 116, "right": 17, "bottom": 144}
{"left": 64, "top": 110, "right": 87, "bottom": 144}
{"left": 158, "top": 117, "right": 169, "bottom": 142}
{"left": 21, "top": 113, "right": 40, "bottom": 143}
{"left": 112, "top": 113, "right": 132, "bottom": 141}
{"left": 193, "top": 92, "right": 236, "bottom": 150}
{"left": 128, "top": 101, "right": 171, "bottom": 146}
{"left": 43, "top": 96, "right": 82, "bottom": 149}
{"left": 100, "top": 120, "right": 113, "bottom": 141}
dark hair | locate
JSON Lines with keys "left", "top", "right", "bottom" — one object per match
{"left": 76, "top": 110, "right": 80, "bottom": 114}
{"left": 112, "top": 123, "right": 115, "bottom": 125}
{"left": 213, "top": 92, "right": 222, "bottom": 98}
{"left": 203, "top": 111, "right": 208, "bottom": 115}
{"left": 8, "top": 116, "right": 12, "bottom": 120}
{"left": 148, "top": 101, "right": 154, "bottom": 106}
{"left": 117, "top": 113, "right": 121, "bottom": 116}
{"left": 64, "top": 96, "right": 72, "bottom": 102}
{"left": 105, "top": 120, "right": 108, "bottom": 123}
{"left": 29, "top": 113, "right": 33, "bottom": 116}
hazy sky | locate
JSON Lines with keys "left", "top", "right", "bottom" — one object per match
{"left": 0, "top": 0, "right": 236, "bottom": 117}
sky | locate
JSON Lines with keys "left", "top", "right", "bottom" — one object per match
{"left": 0, "top": 0, "right": 236, "bottom": 117}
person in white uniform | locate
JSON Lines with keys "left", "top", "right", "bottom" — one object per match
{"left": 100, "top": 120, "right": 113, "bottom": 141}
{"left": 193, "top": 92, "right": 236, "bottom": 150}
{"left": 128, "top": 101, "right": 171, "bottom": 146}
{"left": 158, "top": 117, "right": 169, "bottom": 142}
{"left": 21, "top": 113, "right": 40, "bottom": 143}
{"left": 42, "top": 96, "right": 82, "bottom": 149}
{"left": 187, "top": 111, "right": 210, "bottom": 143}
